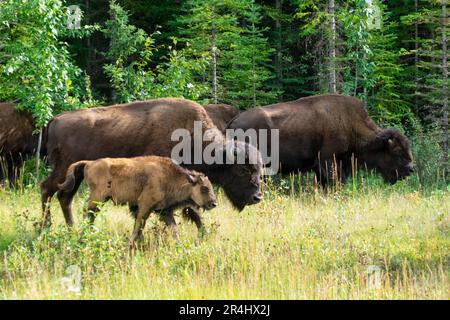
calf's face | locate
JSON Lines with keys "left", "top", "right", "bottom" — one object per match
{"left": 189, "top": 174, "right": 217, "bottom": 210}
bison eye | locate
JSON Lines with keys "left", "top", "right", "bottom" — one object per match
{"left": 200, "top": 186, "right": 209, "bottom": 194}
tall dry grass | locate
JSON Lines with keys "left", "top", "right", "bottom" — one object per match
{"left": 0, "top": 171, "right": 448, "bottom": 299}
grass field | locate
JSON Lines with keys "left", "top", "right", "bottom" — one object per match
{"left": 0, "top": 174, "right": 448, "bottom": 299}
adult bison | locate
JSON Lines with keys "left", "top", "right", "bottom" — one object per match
{"left": 0, "top": 103, "right": 42, "bottom": 185}
{"left": 227, "top": 94, "right": 414, "bottom": 184}
{"left": 204, "top": 103, "right": 240, "bottom": 132}
{"left": 41, "top": 98, "right": 262, "bottom": 227}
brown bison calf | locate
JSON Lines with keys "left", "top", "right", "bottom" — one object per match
{"left": 58, "top": 156, "right": 217, "bottom": 248}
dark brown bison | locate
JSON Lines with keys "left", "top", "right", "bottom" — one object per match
{"left": 58, "top": 156, "right": 217, "bottom": 248}
{"left": 227, "top": 94, "right": 414, "bottom": 184}
{"left": 0, "top": 103, "right": 43, "bottom": 185}
{"left": 204, "top": 103, "right": 240, "bottom": 132}
{"left": 41, "top": 98, "right": 262, "bottom": 227}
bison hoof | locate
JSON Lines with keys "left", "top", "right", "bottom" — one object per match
{"left": 35, "top": 219, "right": 52, "bottom": 232}
{"left": 198, "top": 227, "right": 208, "bottom": 238}
{"left": 128, "top": 241, "right": 136, "bottom": 252}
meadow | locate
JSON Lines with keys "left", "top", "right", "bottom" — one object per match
{"left": 0, "top": 170, "right": 448, "bottom": 300}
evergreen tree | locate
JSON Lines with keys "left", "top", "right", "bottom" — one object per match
{"left": 221, "top": 0, "right": 277, "bottom": 108}
{"left": 402, "top": 0, "right": 449, "bottom": 169}
{"left": 294, "top": 0, "right": 330, "bottom": 93}
{"left": 262, "top": 0, "right": 312, "bottom": 100}
{"left": 366, "top": 1, "right": 412, "bottom": 127}
{"left": 177, "top": 0, "right": 276, "bottom": 108}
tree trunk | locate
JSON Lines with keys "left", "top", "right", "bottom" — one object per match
{"left": 35, "top": 129, "right": 42, "bottom": 181}
{"left": 252, "top": 46, "right": 257, "bottom": 107}
{"left": 211, "top": 5, "right": 218, "bottom": 104}
{"left": 86, "top": 0, "right": 91, "bottom": 76}
{"left": 275, "top": 0, "right": 283, "bottom": 100}
{"left": 442, "top": 0, "right": 448, "bottom": 174}
{"left": 329, "top": 0, "right": 337, "bottom": 94}
{"left": 414, "top": 0, "right": 419, "bottom": 110}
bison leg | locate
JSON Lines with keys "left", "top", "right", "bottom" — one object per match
{"left": 129, "top": 207, "right": 152, "bottom": 250}
{"left": 0, "top": 156, "right": 18, "bottom": 188}
{"left": 160, "top": 210, "right": 186, "bottom": 249}
{"left": 40, "top": 170, "right": 63, "bottom": 228}
{"left": 128, "top": 205, "right": 138, "bottom": 219}
{"left": 57, "top": 177, "right": 83, "bottom": 227}
{"left": 128, "top": 205, "right": 147, "bottom": 242}
{"left": 181, "top": 207, "right": 206, "bottom": 237}
{"left": 314, "top": 166, "right": 328, "bottom": 188}
{"left": 84, "top": 198, "right": 102, "bottom": 225}
{"left": 315, "top": 158, "right": 348, "bottom": 188}
{"left": 7, "top": 161, "right": 16, "bottom": 188}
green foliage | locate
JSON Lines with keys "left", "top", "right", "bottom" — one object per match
{"left": 221, "top": 1, "right": 278, "bottom": 108}
{"left": 0, "top": 0, "right": 97, "bottom": 128}
{"left": 152, "top": 42, "right": 209, "bottom": 101}
{"left": 365, "top": 2, "right": 413, "bottom": 127}
{"left": 411, "top": 128, "right": 449, "bottom": 188}
{"left": 294, "top": 0, "right": 328, "bottom": 37}
{"left": 0, "top": 0, "right": 449, "bottom": 301}
{"left": 178, "top": 0, "right": 277, "bottom": 108}
{"left": 102, "top": 1, "right": 208, "bottom": 103}
{"left": 401, "top": 0, "right": 449, "bottom": 120}
{"left": 339, "top": 0, "right": 375, "bottom": 98}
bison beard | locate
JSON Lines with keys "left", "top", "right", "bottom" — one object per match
{"left": 40, "top": 98, "right": 262, "bottom": 227}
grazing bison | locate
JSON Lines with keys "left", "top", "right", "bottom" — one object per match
{"left": 41, "top": 98, "right": 262, "bottom": 227}
{"left": 204, "top": 103, "right": 240, "bottom": 132}
{"left": 0, "top": 103, "right": 43, "bottom": 185}
{"left": 58, "top": 156, "right": 217, "bottom": 248}
{"left": 227, "top": 94, "right": 414, "bottom": 184}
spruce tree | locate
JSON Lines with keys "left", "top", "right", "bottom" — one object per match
{"left": 403, "top": 0, "right": 449, "bottom": 169}
{"left": 177, "top": 0, "right": 276, "bottom": 108}
{"left": 221, "top": 0, "right": 277, "bottom": 108}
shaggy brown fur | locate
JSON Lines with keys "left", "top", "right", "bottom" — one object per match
{"left": 0, "top": 103, "right": 44, "bottom": 185}
{"left": 204, "top": 103, "right": 240, "bottom": 132}
{"left": 228, "top": 94, "right": 414, "bottom": 184}
{"left": 40, "top": 98, "right": 262, "bottom": 228}
{"left": 58, "top": 156, "right": 217, "bottom": 248}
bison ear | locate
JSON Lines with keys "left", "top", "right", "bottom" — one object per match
{"left": 366, "top": 129, "right": 395, "bottom": 150}
{"left": 186, "top": 173, "right": 199, "bottom": 185}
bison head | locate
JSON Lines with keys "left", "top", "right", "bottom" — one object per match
{"left": 214, "top": 141, "right": 263, "bottom": 211}
{"left": 187, "top": 172, "right": 217, "bottom": 210}
{"left": 361, "top": 129, "right": 414, "bottom": 184}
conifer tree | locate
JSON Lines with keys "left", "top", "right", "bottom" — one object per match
{"left": 403, "top": 0, "right": 449, "bottom": 169}
{"left": 177, "top": 0, "right": 276, "bottom": 108}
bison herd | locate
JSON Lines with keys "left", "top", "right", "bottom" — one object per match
{"left": 0, "top": 94, "right": 414, "bottom": 246}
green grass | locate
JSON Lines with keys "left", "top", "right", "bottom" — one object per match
{"left": 0, "top": 175, "right": 448, "bottom": 300}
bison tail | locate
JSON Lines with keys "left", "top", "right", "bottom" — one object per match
{"left": 58, "top": 161, "right": 90, "bottom": 192}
